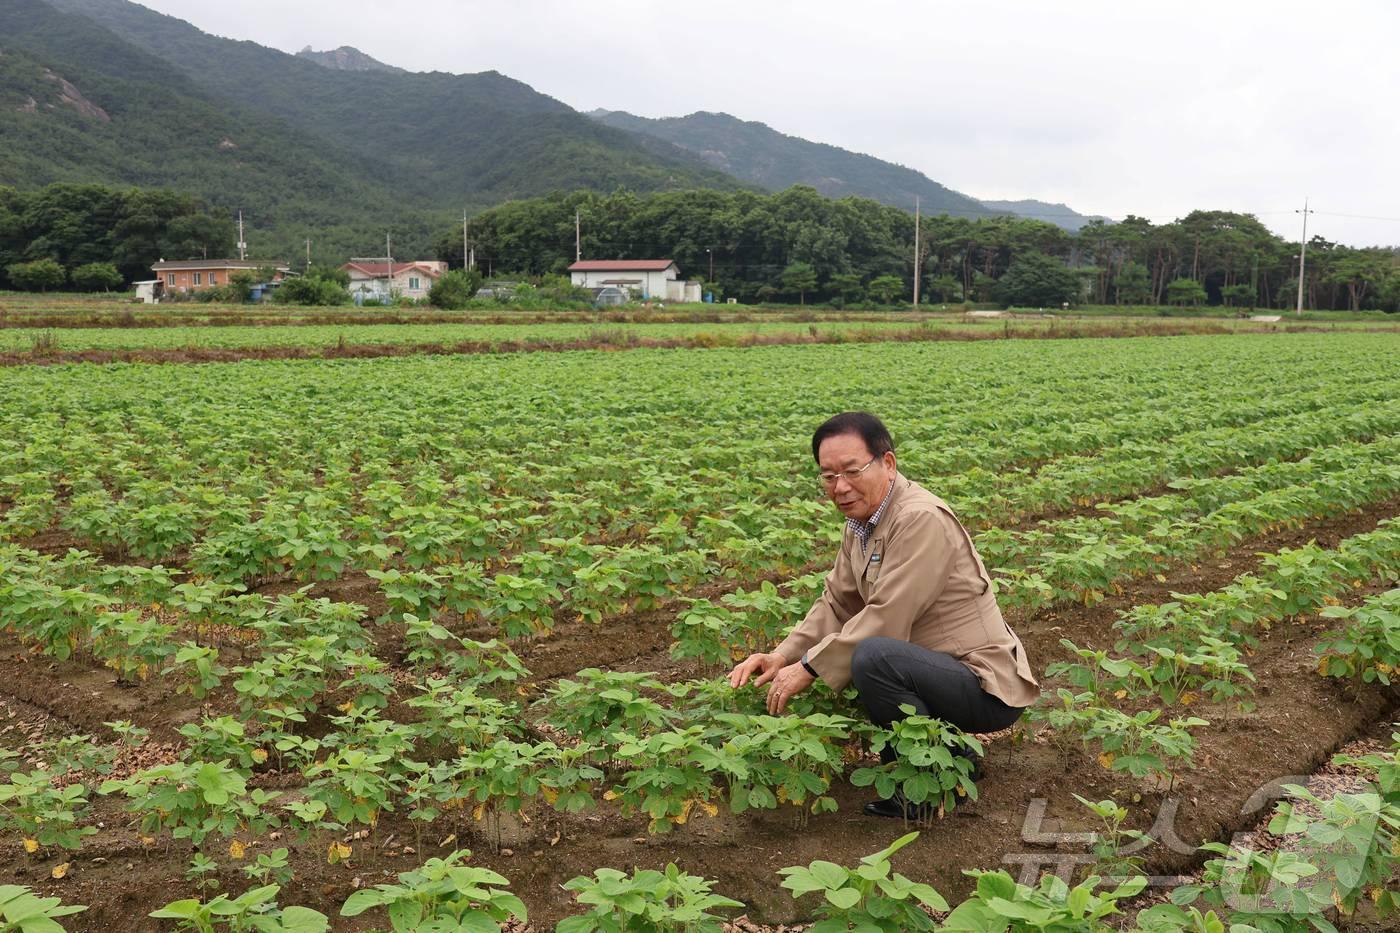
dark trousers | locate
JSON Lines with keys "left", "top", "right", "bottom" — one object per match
{"left": 850, "top": 637, "right": 1024, "bottom": 762}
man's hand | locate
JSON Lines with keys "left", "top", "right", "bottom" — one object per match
{"left": 766, "top": 662, "right": 815, "bottom": 715}
{"left": 728, "top": 652, "right": 786, "bottom": 689}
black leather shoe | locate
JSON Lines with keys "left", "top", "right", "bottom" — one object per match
{"left": 863, "top": 793, "right": 934, "bottom": 820}
{"left": 863, "top": 761, "right": 983, "bottom": 820}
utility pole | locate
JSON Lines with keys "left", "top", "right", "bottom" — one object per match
{"left": 706, "top": 248, "right": 713, "bottom": 283}
{"left": 1295, "top": 198, "right": 1314, "bottom": 317}
{"left": 237, "top": 211, "right": 246, "bottom": 261}
{"left": 912, "top": 196, "right": 921, "bottom": 309}
{"left": 386, "top": 232, "right": 393, "bottom": 301}
{"left": 305, "top": 239, "right": 311, "bottom": 271}
{"left": 575, "top": 209, "right": 581, "bottom": 262}
{"left": 463, "top": 210, "right": 471, "bottom": 270}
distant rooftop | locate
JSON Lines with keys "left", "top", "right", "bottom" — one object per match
{"left": 151, "top": 259, "right": 289, "bottom": 270}
{"left": 569, "top": 259, "right": 676, "bottom": 272}
{"left": 343, "top": 260, "right": 444, "bottom": 277}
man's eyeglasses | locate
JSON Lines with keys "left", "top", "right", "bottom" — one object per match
{"left": 818, "top": 456, "right": 880, "bottom": 488}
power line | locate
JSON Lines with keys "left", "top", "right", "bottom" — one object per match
{"left": 1313, "top": 210, "right": 1400, "bottom": 223}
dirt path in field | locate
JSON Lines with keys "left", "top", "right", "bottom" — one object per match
{"left": 0, "top": 320, "right": 1264, "bottom": 368}
{"left": 2, "top": 499, "right": 1397, "bottom": 930}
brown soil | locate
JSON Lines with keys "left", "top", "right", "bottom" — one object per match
{"left": 3, "top": 497, "right": 1398, "bottom": 929}
{"left": 0, "top": 320, "right": 1257, "bottom": 368}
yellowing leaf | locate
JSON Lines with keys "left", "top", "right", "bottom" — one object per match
{"left": 472, "top": 804, "right": 485, "bottom": 822}
{"left": 1097, "top": 752, "right": 1116, "bottom": 770}
{"left": 140, "top": 835, "right": 155, "bottom": 847}
{"left": 23, "top": 838, "right": 38, "bottom": 854}
{"left": 602, "top": 790, "right": 619, "bottom": 801}
{"left": 541, "top": 787, "right": 559, "bottom": 805}
{"left": 1180, "top": 692, "right": 1198, "bottom": 706}
{"left": 700, "top": 801, "right": 718, "bottom": 818}
{"left": 327, "top": 841, "right": 352, "bottom": 864}
{"left": 51, "top": 862, "right": 70, "bottom": 879}
{"left": 1113, "top": 689, "right": 1127, "bottom": 700}
{"left": 1155, "top": 574, "right": 1167, "bottom": 583}
{"left": 228, "top": 840, "right": 246, "bottom": 860}
{"left": 336, "top": 701, "right": 353, "bottom": 713}
{"left": 250, "top": 748, "right": 268, "bottom": 764}
{"left": 677, "top": 799, "right": 695, "bottom": 826}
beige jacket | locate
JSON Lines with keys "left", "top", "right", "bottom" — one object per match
{"left": 776, "top": 474, "right": 1040, "bottom": 708}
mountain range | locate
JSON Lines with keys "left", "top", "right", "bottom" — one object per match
{"left": 1, "top": 0, "right": 1109, "bottom": 262}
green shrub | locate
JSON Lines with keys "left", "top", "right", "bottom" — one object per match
{"left": 272, "top": 275, "right": 350, "bottom": 306}
{"left": 70, "top": 262, "right": 124, "bottom": 292}
{"left": 6, "top": 259, "right": 66, "bottom": 292}
{"left": 428, "top": 268, "right": 483, "bottom": 309}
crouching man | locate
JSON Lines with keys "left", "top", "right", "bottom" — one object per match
{"left": 728, "top": 412, "right": 1040, "bottom": 818}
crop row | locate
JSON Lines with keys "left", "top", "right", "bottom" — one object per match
{"left": 7, "top": 423, "right": 1394, "bottom": 679}
{"left": 954, "top": 393, "right": 1400, "bottom": 524}
{"left": 16, "top": 522, "right": 1396, "bottom": 877}
{"left": 1032, "top": 519, "right": 1400, "bottom": 783}
{"left": 4, "top": 430, "right": 1391, "bottom": 687}
{"left": 4, "top": 340, "right": 1392, "bottom": 564}
{"left": 13, "top": 725, "right": 1399, "bottom": 931}
{"left": 991, "top": 436, "right": 1400, "bottom": 610}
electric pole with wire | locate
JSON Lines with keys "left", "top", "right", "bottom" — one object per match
{"left": 1295, "top": 198, "right": 1314, "bottom": 317}
{"left": 912, "top": 196, "right": 921, "bottom": 309}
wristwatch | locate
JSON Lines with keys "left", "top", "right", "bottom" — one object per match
{"left": 800, "top": 652, "right": 819, "bottom": 678}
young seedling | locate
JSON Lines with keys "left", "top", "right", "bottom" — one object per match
{"left": 778, "top": 831, "right": 947, "bottom": 931}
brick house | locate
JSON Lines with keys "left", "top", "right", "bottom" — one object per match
{"left": 150, "top": 259, "right": 290, "bottom": 293}
{"left": 342, "top": 260, "right": 447, "bottom": 301}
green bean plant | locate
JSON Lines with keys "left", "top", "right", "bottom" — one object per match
{"left": 0, "top": 885, "right": 87, "bottom": 931}
{"left": 778, "top": 831, "right": 947, "bottom": 932}
{"left": 559, "top": 863, "right": 743, "bottom": 933}
{"left": 151, "top": 884, "right": 328, "bottom": 933}
{"left": 942, "top": 870, "right": 1146, "bottom": 930}
{"left": 0, "top": 770, "right": 96, "bottom": 854}
{"left": 340, "top": 850, "right": 526, "bottom": 932}
{"left": 851, "top": 706, "right": 983, "bottom": 821}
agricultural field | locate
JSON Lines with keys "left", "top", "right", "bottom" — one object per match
{"left": 0, "top": 319, "right": 953, "bottom": 353}
{"left": 1, "top": 332, "right": 1399, "bottom": 930}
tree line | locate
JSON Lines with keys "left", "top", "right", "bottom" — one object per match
{"left": 4, "top": 181, "right": 1396, "bottom": 312}
{"left": 0, "top": 183, "right": 233, "bottom": 291}
{"left": 433, "top": 187, "right": 1400, "bottom": 311}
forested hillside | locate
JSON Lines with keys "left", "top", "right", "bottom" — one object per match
{"left": 589, "top": 110, "right": 993, "bottom": 218}
{"left": 4, "top": 0, "right": 740, "bottom": 259}
{"left": 0, "top": 0, "right": 440, "bottom": 261}
{"left": 589, "top": 110, "right": 1113, "bottom": 232}
{"left": 41, "top": 0, "right": 741, "bottom": 199}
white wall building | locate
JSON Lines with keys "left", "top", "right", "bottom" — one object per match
{"left": 343, "top": 260, "right": 447, "bottom": 301}
{"left": 568, "top": 259, "right": 701, "bottom": 303}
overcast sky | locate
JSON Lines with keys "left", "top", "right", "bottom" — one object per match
{"left": 138, "top": 0, "right": 1398, "bottom": 246}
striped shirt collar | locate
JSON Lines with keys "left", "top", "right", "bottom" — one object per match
{"left": 848, "top": 474, "right": 897, "bottom": 553}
